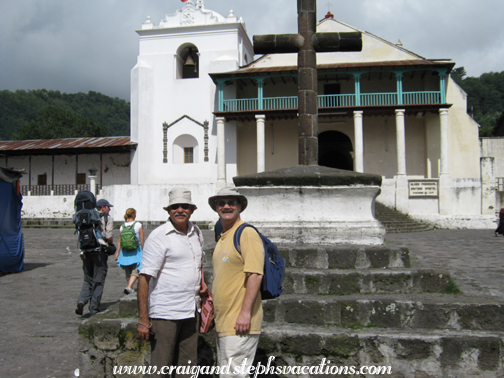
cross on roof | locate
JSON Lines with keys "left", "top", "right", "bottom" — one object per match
{"left": 253, "top": 0, "right": 362, "bottom": 166}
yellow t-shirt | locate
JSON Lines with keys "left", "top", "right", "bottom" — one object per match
{"left": 212, "top": 221, "right": 264, "bottom": 337}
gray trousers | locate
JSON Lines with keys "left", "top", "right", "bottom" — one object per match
{"left": 150, "top": 315, "right": 198, "bottom": 378}
{"left": 77, "top": 252, "right": 108, "bottom": 315}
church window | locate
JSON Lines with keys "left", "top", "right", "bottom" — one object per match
{"left": 37, "top": 174, "right": 47, "bottom": 185}
{"left": 76, "top": 173, "right": 86, "bottom": 185}
{"left": 173, "top": 134, "right": 198, "bottom": 164}
{"left": 184, "top": 147, "right": 194, "bottom": 163}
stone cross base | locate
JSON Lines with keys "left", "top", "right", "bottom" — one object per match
{"left": 233, "top": 166, "right": 385, "bottom": 245}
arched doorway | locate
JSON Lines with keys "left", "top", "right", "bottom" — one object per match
{"left": 318, "top": 131, "right": 354, "bottom": 170}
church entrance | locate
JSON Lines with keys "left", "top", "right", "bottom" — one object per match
{"left": 318, "top": 131, "right": 354, "bottom": 171}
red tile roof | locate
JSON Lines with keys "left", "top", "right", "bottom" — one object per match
{"left": 0, "top": 137, "right": 135, "bottom": 154}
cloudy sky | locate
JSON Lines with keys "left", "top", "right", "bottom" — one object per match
{"left": 1, "top": 0, "right": 503, "bottom": 101}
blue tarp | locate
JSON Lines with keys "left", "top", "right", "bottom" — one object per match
{"left": 0, "top": 168, "right": 24, "bottom": 273}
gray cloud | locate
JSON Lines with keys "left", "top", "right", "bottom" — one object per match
{"left": 0, "top": 0, "right": 502, "bottom": 101}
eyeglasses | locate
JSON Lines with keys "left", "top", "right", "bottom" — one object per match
{"left": 169, "top": 203, "right": 190, "bottom": 211}
{"left": 216, "top": 200, "right": 238, "bottom": 207}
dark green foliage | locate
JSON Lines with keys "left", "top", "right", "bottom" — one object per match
{"left": 451, "top": 68, "right": 504, "bottom": 137}
{"left": 13, "top": 107, "right": 108, "bottom": 140}
{"left": 0, "top": 89, "right": 130, "bottom": 140}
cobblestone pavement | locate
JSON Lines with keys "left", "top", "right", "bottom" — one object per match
{"left": 384, "top": 229, "right": 504, "bottom": 299}
{"left": 0, "top": 227, "right": 502, "bottom": 377}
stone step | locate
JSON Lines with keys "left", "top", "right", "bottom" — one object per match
{"left": 79, "top": 304, "right": 504, "bottom": 378}
{"left": 203, "top": 245, "right": 411, "bottom": 269}
{"left": 118, "top": 293, "right": 504, "bottom": 333}
{"left": 254, "top": 324, "right": 504, "bottom": 377}
{"left": 375, "top": 202, "right": 435, "bottom": 233}
{"left": 285, "top": 268, "right": 453, "bottom": 295}
{"left": 261, "top": 293, "right": 504, "bottom": 332}
{"left": 199, "top": 268, "right": 452, "bottom": 295}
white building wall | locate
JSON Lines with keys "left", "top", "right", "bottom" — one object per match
{"left": 132, "top": 16, "right": 252, "bottom": 188}
{"left": 7, "top": 153, "right": 130, "bottom": 187}
{"left": 446, "top": 77, "right": 481, "bottom": 179}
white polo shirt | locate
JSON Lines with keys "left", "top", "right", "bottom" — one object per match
{"left": 140, "top": 220, "right": 204, "bottom": 320}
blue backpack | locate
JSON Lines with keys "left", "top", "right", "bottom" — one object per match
{"left": 233, "top": 223, "right": 285, "bottom": 299}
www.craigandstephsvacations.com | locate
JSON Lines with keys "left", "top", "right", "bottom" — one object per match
{"left": 112, "top": 357, "right": 393, "bottom": 376}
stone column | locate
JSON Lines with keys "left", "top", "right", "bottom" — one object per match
{"left": 216, "top": 117, "right": 226, "bottom": 185}
{"left": 255, "top": 115, "right": 266, "bottom": 173}
{"left": 353, "top": 111, "right": 364, "bottom": 172}
{"left": 89, "top": 176, "right": 97, "bottom": 197}
{"left": 395, "top": 109, "right": 408, "bottom": 213}
{"left": 438, "top": 108, "right": 451, "bottom": 216}
{"left": 297, "top": 0, "right": 318, "bottom": 166}
{"left": 395, "top": 109, "right": 406, "bottom": 176}
{"left": 439, "top": 108, "right": 449, "bottom": 177}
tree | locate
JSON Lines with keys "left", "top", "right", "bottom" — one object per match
{"left": 453, "top": 67, "right": 504, "bottom": 136}
{"left": 450, "top": 67, "right": 466, "bottom": 85}
{"left": 13, "top": 107, "right": 108, "bottom": 140}
{"left": 0, "top": 89, "right": 130, "bottom": 140}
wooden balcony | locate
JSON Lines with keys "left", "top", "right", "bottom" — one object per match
{"left": 221, "top": 91, "right": 443, "bottom": 112}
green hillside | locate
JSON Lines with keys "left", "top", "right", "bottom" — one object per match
{"left": 0, "top": 89, "right": 130, "bottom": 140}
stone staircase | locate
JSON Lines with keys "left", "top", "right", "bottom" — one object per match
{"left": 375, "top": 201, "right": 435, "bottom": 233}
{"left": 78, "top": 245, "right": 504, "bottom": 377}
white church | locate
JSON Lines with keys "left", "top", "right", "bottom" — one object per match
{"left": 0, "top": 0, "right": 499, "bottom": 228}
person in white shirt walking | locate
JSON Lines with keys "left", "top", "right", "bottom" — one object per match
{"left": 137, "top": 188, "right": 207, "bottom": 376}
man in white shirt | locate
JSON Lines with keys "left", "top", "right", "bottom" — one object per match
{"left": 137, "top": 188, "right": 207, "bottom": 376}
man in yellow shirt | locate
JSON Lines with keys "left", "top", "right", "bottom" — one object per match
{"left": 208, "top": 187, "right": 264, "bottom": 378}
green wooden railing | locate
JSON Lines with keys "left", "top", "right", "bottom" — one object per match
{"left": 221, "top": 91, "right": 443, "bottom": 112}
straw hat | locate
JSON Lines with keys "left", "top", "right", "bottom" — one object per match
{"left": 208, "top": 186, "right": 248, "bottom": 212}
{"left": 163, "top": 188, "right": 197, "bottom": 211}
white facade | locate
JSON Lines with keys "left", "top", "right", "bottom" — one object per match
{"left": 130, "top": 1, "right": 253, "bottom": 188}
{"left": 15, "top": 2, "right": 498, "bottom": 229}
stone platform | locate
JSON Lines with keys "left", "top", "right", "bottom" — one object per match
{"left": 3, "top": 228, "right": 504, "bottom": 378}
{"left": 234, "top": 166, "right": 385, "bottom": 245}
{"left": 78, "top": 241, "right": 504, "bottom": 378}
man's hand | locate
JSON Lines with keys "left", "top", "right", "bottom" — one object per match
{"left": 137, "top": 322, "right": 150, "bottom": 340}
{"left": 234, "top": 273, "right": 262, "bottom": 335}
{"left": 234, "top": 310, "right": 252, "bottom": 334}
{"left": 200, "top": 280, "right": 208, "bottom": 296}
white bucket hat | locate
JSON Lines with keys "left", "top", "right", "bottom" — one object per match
{"left": 163, "top": 188, "right": 197, "bottom": 211}
{"left": 208, "top": 186, "right": 248, "bottom": 212}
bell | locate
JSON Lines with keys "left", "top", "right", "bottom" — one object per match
{"left": 184, "top": 55, "right": 195, "bottom": 66}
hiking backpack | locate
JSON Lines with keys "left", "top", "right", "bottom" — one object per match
{"left": 120, "top": 222, "right": 138, "bottom": 251}
{"left": 233, "top": 223, "right": 285, "bottom": 299}
{"left": 73, "top": 191, "right": 103, "bottom": 251}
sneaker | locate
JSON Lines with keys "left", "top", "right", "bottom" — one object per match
{"left": 75, "top": 302, "right": 85, "bottom": 315}
{"left": 124, "top": 287, "right": 134, "bottom": 295}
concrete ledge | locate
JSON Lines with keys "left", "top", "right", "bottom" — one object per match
{"left": 233, "top": 165, "right": 382, "bottom": 187}
{"left": 262, "top": 293, "right": 504, "bottom": 331}
{"left": 259, "top": 325, "right": 504, "bottom": 377}
{"left": 282, "top": 269, "right": 452, "bottom": 295}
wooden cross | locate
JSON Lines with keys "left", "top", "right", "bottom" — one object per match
{"left": 253, "top": 0, "right": 362, "bottom": 166}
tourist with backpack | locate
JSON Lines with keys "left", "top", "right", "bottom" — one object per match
{"left": 115, "top": 208, "right": 144, "bottom": 295}
{"left": 75, "top": 196, "right": 115, "bottom": 317}
{"left": 208, "top": 187, "right": 265, "bottom": 378}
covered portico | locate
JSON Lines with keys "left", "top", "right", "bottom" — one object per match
{"left": 211, "top": 61, "right": 454, "bottom": 183}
